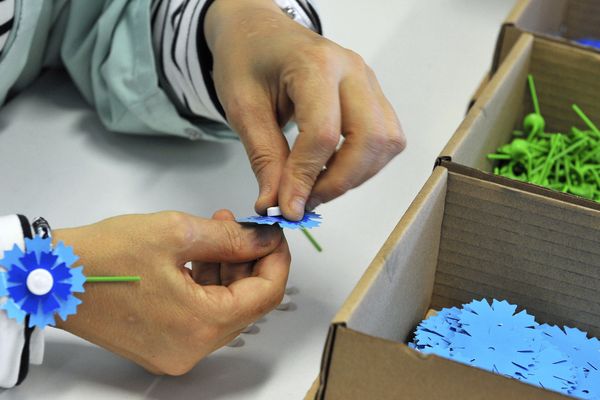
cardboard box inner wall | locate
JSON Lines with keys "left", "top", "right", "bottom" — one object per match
{"left": 496, "top": 0, "right": 600, "bottom": 71}
{"left": 315, "top": 165, "right": 600, "bottom": 400}
{"left": 442, "top": 33, "right": 600, "bottom": 176}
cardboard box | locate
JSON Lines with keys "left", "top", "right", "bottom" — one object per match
{"left": 493, "top": 0, "right": 600, "bottom": 72}
{"left": 308, "top": 162, "right": 600, "bottom": 400}
{"left": 468, "top": 0, "right": 600, "bottom": 107}
{"left": 441, "top": 32, "right": 600, "bottom": 198}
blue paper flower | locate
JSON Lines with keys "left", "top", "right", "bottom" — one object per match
{"left": 451, "top": 299, "right": 541, "bottom": 376}
{"left": 0, "top": 236, "right": 85, "bottom": 329}
{"left": 238, "top": 211, "right": 322, "bottom": 229}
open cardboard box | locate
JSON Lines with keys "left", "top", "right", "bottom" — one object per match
{"left": 468, "top": 0, "right": 600, "bottom": 108}
{"left": 307, "top": 162, "right": 600, "bottom": 400}
{"left": 441, "top": 32, "right": 600, "bottom": 203}
{"left": 493, "top": 0, "right": 600, "bottom": 72}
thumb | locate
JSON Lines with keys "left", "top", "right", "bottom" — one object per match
{"left": 181, "top": 216, "right": 282, "bottom": 264}
{"left": 225, "top": 82, "right": 290, "bottom": 214}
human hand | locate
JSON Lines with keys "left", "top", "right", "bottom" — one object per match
{"left": 54, "top": 210, "right": 289, "bottom": 375}
{"left": 205, "top": 0, "right": 406, "bottom": 220}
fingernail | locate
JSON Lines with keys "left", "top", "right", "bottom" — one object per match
{"left": 306, "top": 197, "right": 321, "bottom": 211}
{"left": 290, "top": 196, "right": 306, "bottom": 218}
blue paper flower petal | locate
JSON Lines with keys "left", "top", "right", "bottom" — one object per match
{"left": 52, "top": 282, "right": 72, "bottom": 301}
{"left": 540, "top": 324, "right": 600, "bottom": 372}
{"left": 518, "top": 344, "right": 575, "bottom": 394}
{"left": 0, "top": 272, "right": 7, "bottom": 296}
{"left": 6, "top": 267, "right": 29, "bottom": 285}
{"left": 57, "top": 295, "right": 82, "bottom": 321}
{"left": 1, "top": 298, "right": 27, "bottom": 324}
{"left": 68, "top": 267, "right": 85, "bottom": 293}
{"left": 40, "top": 293, "right": 60, "bottom": 314}
{"left": 29, "top": 307, "right": 55, "bottom": 329}
{"left": 238, "top": 212, "right": 322, "bottom": 230}
{"left": 39, "top": 251, "right": 59, "bottom": 270}
{"left": 54, "top": 242, "right": 79, "bottom": 269}
{"left": 26, "top": 236, "right": 52, "bottom": 262}
{"left": 7, "top": 283, "right": 30, "bottom": 303}
{"left": 51, "top": 262, "right": 72, "bottom": 284}
{"left": 0, "top": 245, "right": 26, "bottom": 271}
{"left": 572, "top": 368, "right": 600, "bottom": 399}
{"left": 414, "top": 307, "right": 461, "bottom": 349}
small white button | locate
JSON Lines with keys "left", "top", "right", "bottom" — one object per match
{"left": 276, "top": 294, "right": 292, "bottom": 310}
{"left": 26, "top": 269, "right": 54, "bottom": 296}
{"left": 267, "top": 206, "right": 282, "bottom": 217}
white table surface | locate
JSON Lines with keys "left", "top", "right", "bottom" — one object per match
{"left": 0, "top": 1, "right": 516, "bottom": 398}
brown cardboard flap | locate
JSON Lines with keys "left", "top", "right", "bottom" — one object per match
{"left": 434, "top": 170, "right": 600, "bottom": 337}
{"left": 441, "top": 34, "right": 532, "bottom": 170}
{"left": 563, "top": 0, "right": 600, "bottom": 39}
{"left": 529, "top": 37, "right": 600, "bottom": 132}
{"left": 507, "top": 0, "right": 568, "bottom": 34}
{"left": 443, "top": 33, "right": 600, "bottom": 171}
{"left": 324, "top": 327, "right": 568, "bottom": 400}
{"left": 333, "top": 168, "right": 447, "bottom": 342}
{"left": 493, "top": 0, "right": 600, "bottom": 70}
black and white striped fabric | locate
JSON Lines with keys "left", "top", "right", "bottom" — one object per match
{"left": 151, "top": 0, "right": 321, "bottom": 126}
{"left": 0, "top": 214, "right": 44, "bottom": 389}
{"left": 0, "top": 0, "right": 15, "bottom": 55}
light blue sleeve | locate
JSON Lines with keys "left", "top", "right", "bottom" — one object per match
{"left": 59, "top": 0, "right": 233, "bottom": 141}
{"left": 0, "top": 0, "right": 234, "bottom": 141}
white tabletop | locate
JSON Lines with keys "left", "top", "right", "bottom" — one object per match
{"left": 0, "top": 1, "right": 516, "bottom": 399}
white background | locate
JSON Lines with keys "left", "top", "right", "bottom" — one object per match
{"left": 0, "top": 1, "right": 516, "bottom": 398}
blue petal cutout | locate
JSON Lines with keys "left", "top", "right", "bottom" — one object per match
{"left": 410, "top": 298, "right": 600, "bottom": 398}
{"left": 238, "top": 212, "right": 322, "bottom": 230}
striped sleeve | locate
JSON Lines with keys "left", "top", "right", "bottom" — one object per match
{"left": 152, "top": 0, "right": 321, "bottom": 127}
{"left": 0, "top": 0, "right": 15, "bottom": 55}
{"left": 0, "top": 214, "right": 44, "bottom": 389}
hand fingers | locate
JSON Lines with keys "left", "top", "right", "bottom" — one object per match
{"left": 180, "top": 213, "right": 282, "bottom": 264}
{"left": 214, "top": 210, "right": 254, "bottom": 285}
{"left": 278, "top": 71, "right": 342, "bottom": 220}
{"left": 221, "top": 262, "right": 254, "bottom": 286}
{"left": 224, "top": 81, "right": 290, "bottom": 215}
{"left": 226, "top": 235, "right": 291, "bottom": 324}
{"left": 192, "top": 209, "right": 237, "bottom": 285}
{"left": 307, "top": 74, "right": 405, "bottom": 208}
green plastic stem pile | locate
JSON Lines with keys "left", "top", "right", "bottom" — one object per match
{"left": 487, "top": 75, "right": 600, "bottom": 201}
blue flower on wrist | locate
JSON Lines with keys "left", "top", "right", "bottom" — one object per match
{"left": 0, "top": 236, "right": 85, "bottom": 329}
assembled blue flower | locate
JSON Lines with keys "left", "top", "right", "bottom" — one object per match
{"left": 0, "top": 236, "right": 85, "bottom": 329}
{"left": 238, "top": 211, "right": 322, "bottom": 230}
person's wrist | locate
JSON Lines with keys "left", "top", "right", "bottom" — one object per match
{"left": 204, "top": 0, "right": 283, "bottom": 52}
{"left": 51, "top": 227, "right": 89, "bottom": 333}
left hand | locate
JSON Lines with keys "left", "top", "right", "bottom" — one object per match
{"left": 205, "top": 0, "right": 406, "bottom": 220}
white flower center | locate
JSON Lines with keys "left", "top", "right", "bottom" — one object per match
{"left": 26, "top": 268, "right": 54, "bottom": 296}
{"left": 267, "top": 206, "right": 282, "bottom": 217}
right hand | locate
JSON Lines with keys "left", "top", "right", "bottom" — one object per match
{"left": 53, "top": 210, "right": 289, "bottom": 375}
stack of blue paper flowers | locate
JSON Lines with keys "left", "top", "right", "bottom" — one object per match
{"left": 410, "top": 299, "right": 600, "bottom": 399}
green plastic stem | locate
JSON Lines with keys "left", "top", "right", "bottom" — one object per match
{"left": 573, "top": 104, "right": 600, "bottom": 137}
{"left": 85, "top": 276, "right": 141, "bottom": 283}
{"left": 301, "top": 228, "right": 322, "bottom": 252}
{"left": 528, "top": 74, "right": 541, "bottom": 115}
